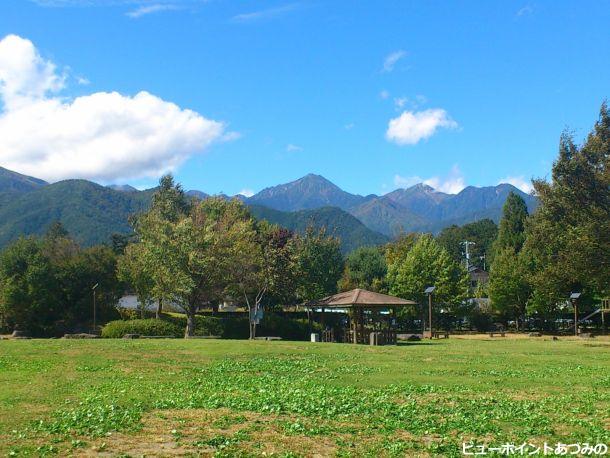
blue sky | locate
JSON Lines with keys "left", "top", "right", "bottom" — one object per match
{"left": 0, "top": 1, "right": 608, "bottom": 196}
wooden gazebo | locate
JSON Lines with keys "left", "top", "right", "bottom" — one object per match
{"left": 307, "top": 288, "right": 416, "bottom": 345}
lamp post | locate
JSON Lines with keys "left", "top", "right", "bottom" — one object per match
{"left": 424, "top": 286, "right": 435, "bottom": 339}
{"left": 92, "top": 283, "right": 99, "bottom": 333}
{"left": 570, "top": 292, "right": 581, "bottom": 337}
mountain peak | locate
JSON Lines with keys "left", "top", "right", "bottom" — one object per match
{"left": 0, "top": 166, "right": 48, "bottom": 193}
{"left": 247, "top": 174, "right": 365, "bottom": 212}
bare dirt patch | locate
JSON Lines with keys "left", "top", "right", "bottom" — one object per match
{"left": 79, "top": 408, "right": 340, "bottom": 457}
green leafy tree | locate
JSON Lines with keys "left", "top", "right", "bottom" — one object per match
{"left": 117, "top": 243, "right": 154, "bottom": 318}
{"left": 437, "top": 219, "right": 497, "bottom": 269}
{"left": 488, "top": 247, "right": 531, "bottom": 330}
{"left": 385, "top": 232, "right": 418, "bottom": 267}
{"left": 132, "top": 174, "right": 191, "bottom": 318}
{"left": 488, "top": 191, "right": 531, "bottom": 328}
{"left": 525, "top": 102, "right": 610, "bottom": 309}
{"left": 256, "top": 224, "right": 298, "bottom": 308}
{"left": 388, "top": 234, "right": 469, "bottom": 312}
{"left": 339, "top": 246, "right": 387, "bottom": 292}
{"left": 294, "top": 226, "right": 344, "bottom": 303}
{"left": 0, "top": 237, "right": 59, "bottom": 336}
{"left": 493, "top": 192, "right": 529, "bottom": 255}
{"left": 54, "top": 245, "right": 122, "bottom": 329}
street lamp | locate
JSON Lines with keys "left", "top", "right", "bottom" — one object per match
{"left": 570, "top": 292, "right": 581, "bottom": 337}
{"left": 92, "top": 283, "right": 99, "bottom": 333}
{"left": 424, "top": 286, "right": 436, "bottom": 339}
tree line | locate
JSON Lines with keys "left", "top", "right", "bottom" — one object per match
{"left": 0, "top": 103, "right": 607, "bottom": 337}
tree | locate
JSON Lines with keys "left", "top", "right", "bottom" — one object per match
{"left": 524, "top": 102, "right": 610, "bottom": 308}
{"left": 0, "top": 237, "right": 59, "bottom": 336}
{"left": 54, "top": 245, "right": 122, "bottom": 329}
{"left": 151, "top": 174, "right": 191, "bottom": 222}
{"left": 260, "top": 225, "right": 298, "bottom": 308}
{"left": 488, "top": 191, "right": 531, "bottom": 328}
{"left": 437, "top": 219, "right": 497, "bottom": 269}
{"left": 339, "top": 246, "right": 387, "bottom": 292}
{"left": 493, "top": 192, "right": 529, "bottom": 254}
{"left": 387, "top": 234, "right": 469, "bottom": 311}
{"left": 385, "top": 232, "right": 418, "bottom": 267}
{"left": 294, "top": 227, "right": 344, "bottom": 303}
{"left": 132, "top": 174, "right": 191, "bottom": 318}
{"left": 117, "top": 243, "right": 154, "bottom": 318}
{"left": 487, "top": 247, "right": 531, "bottom": 330}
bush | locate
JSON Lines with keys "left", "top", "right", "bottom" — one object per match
{"left": 103, "top": 313, "right": 323, "bottom": 340}
{"left": 101, "top": 319, "right": 182, "bottom": 338}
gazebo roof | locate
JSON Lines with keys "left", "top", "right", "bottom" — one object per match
{"left": 309, "top": 288, "right": 416, "bottom": 308}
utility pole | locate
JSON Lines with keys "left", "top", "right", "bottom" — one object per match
{"left": 92, "top": 283, "right": 99, "bottom": 333}
{"left": 461, "top": 241, "right": 476, "bottom": 270}
{"left": 480, "top": 253, "right": 486, "bottom": 271}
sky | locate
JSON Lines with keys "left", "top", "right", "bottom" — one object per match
{"left": 0, "top": 1, "right": 608, "bottom": 197}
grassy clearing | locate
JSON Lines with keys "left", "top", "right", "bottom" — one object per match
{"left": 0, "top": 337, "right": 608, "bottom": 457}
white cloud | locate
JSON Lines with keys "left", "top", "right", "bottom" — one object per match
{"left": 344, "top": 122, "right": 354, "bottom": 130}
{"left": 386, "top": 108, "right": 458, "bottom": 146}
{"left": 394, "top": 165, "right": 466, "bottom": 194}
{"left": 516, "top": 4, "right": 534, "bottom": 16}
{"left": 231, "top": 4, "right": 298, "bottom": 23}
{"left": 0, "top": 34, "right": 226, "bottom": 183}
{"left": 76, "top": 75, "right": 90, "bottom": 85}
{"left": 126, "top": 3, "right": 179, "bottom": 18}
{"left": 286, "top": 143, "right": 303, "bottom": 152}
{"left": 238, "top": 188, "right": 255, "bottom": 197}
{"left": 393, "top": 97, "right": 407, "bottom": 109}
{"left": 382, "top": 50, "right": 406, "bottom": 73}
{"left": 498, "top": 176, "right": 533, "bottom": 193}
{"left": 379, "top": 89, "right": 390, "bottom": 100}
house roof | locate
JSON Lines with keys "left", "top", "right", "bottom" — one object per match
{"left": 308, "top": 288, "right": 416, "bottom": 308}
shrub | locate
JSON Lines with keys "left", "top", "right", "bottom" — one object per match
{"left": 101, "top": 319, "right": 182, "bottom": 338}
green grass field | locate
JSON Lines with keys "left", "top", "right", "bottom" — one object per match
{"left": 1, "top": 337, "right": 608, "bottom": 457}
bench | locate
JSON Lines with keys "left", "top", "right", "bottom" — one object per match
{"left": 432, "top": 330, "right": 449, "bottom": 339}
{"left": 489, "top": 331, "right": 506, "bottom": 337}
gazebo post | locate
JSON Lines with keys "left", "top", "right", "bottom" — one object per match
{"left": 352, "top": 309, "right": 357, "bottom": 344}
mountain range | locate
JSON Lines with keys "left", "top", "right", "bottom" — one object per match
{"left": 0, "top": 167, "right": 537, "bottom": 253}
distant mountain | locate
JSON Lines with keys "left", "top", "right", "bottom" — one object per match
{"left": 247, "top": 174, "right": 368, "bottom": 211}
{"left": 249, "top": 205, "right": 388, "bottom": 253}
{"left": 349, "top": 197, "right": 427, "bottom": 237}
{"left": 0, "top": 167, "right": 48, "bottom": 193}
{"left": 0, "top": 180, "right": 149, "bottom": 247}
{"left": 0, "top": 167, "right": 539, "bottom": 251}
{"left": 186, "top": 190, "right": 210, "bottom": 200}
{"left": 0, "top": 169, "right": 387, "bottom": 253}
{"left": 107, "top": 184, "right": 138, "bottom": 193}
{"left": 384, "top": 184, "right": 450, "bottom": 219}
{"left": 246, "top": 174, "right": 538, "bottom": 236}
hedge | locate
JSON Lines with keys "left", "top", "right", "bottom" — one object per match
{"left": 102, "top": 313, "right": 322, "bottom": 340}
{"left": 101, "top": 319, "right": 182, "bottom": 338}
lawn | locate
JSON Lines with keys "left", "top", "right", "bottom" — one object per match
{"left": 0, "top": 337, "right": 608, "bottom": 457}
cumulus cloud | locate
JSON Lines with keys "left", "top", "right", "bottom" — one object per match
{"left": 498, "top": 176, "right": 533, "bottom": 193}
{"left": 386, "top": 108, "right": 458, "bottom": 146}
{"left": 0, "top": 34, "right": 226, "bottom": 183}
{"left": 394, "top": 165, "right": 466, "bottom": 194}
{"left": 382, "top": 50, "right": 406, "bottom": 73}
